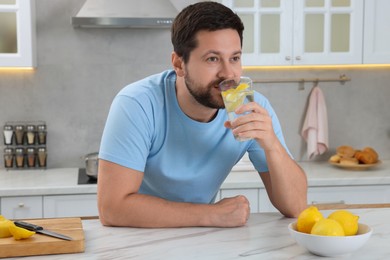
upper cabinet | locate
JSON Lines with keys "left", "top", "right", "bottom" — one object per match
{"left": 0, "top": 0, "right": 36, "bottom": 68}
{"left": 294, "top": 0, "right": 363, "bottom": 65}
{"left": 224, "top": 0, "right": 390, "bottom": 66}
{"left": 363, "top": 0, "right": 390, "bottom": 64}
{"left": 222, "top": 0, "right": 294, "bottom": 65}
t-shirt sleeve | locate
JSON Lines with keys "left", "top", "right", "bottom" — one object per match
{"left": 99, "top": 94, "right": 152, "bottom": 172}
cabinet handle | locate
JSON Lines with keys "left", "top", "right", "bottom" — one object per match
{"left": 285, "top": 56, "right": 291, "bottom": 61}
{"left": 18, "top": 203, "right": 25, "bottom": 208}
{"left": 295, "top": 56, "right": 301, "bottom": 61}
{"left": 311, "top": 200, "right": 345, "bottom": 205}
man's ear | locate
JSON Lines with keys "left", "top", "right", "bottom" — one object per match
{"left": 172, "top": 52, "right": 185, "bottom": 77}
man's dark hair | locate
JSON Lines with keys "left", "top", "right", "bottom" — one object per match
{"left": 171, "top": 1, "right": 244, "bottom": 63}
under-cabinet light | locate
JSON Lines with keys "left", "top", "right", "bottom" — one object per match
{"left": 243, "top": 64, "right": 390, "bottom": 70}
{"left": 0, "top": 67, "right": 35, "bottom": 71}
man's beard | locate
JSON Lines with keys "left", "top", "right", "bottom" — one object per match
{"left": 184, "top": 74, "right": 225, "bottom": 109}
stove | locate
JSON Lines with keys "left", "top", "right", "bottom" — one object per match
{"left": 78, "top": 168, "right": 97, "bottom": 184}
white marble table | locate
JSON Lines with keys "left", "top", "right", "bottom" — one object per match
{"left": 6, "top": 208, "right": 390, "bottom": 259}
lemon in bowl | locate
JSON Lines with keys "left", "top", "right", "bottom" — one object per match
{"left": 288, "top": 222, "right": 372, "bottom": 257}
{"left": 289, "top": 207, "right": 372, "bottom": 256}
{"left": 328, "top": 209, "right": 359, "bottom": 236}
{"left": 289, "top": 222, "right": 372, "bottom": 257}
{"left": 296, "top": 206, "right": 324, "bottom": 234}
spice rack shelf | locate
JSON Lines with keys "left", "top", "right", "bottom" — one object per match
{"left": 3, "top": 121, "right": 47, "bottom": 169}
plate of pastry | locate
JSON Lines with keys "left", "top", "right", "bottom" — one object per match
{"left": 328, "top": 146, "right": 381, "bottom": 170}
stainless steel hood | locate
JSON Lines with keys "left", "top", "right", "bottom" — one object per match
{"left": 71, "top": 0, "right": 200, "bottom": 28}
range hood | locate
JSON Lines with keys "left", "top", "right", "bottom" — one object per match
{"left": 71, "top": 0, "right": 200, "bottom": 28}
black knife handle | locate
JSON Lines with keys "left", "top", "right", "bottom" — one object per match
{"left": 14, "top": 221, "right": 43, "bottom": 231}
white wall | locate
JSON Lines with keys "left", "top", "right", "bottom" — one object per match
{"left": 0, "top": 0, "right": 389, "bottom": 168}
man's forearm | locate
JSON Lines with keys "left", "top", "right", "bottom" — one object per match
{"left": 99, "top": 193, "right": 210, "bottom": 228}
{"left": 265, "top": 143, "right": 308, "bottom": 217}
{"left": 98, "top": 193, "right": 250, "bottom": 228}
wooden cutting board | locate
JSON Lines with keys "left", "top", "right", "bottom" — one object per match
{"left": 0, "top": 217, "right": 85, "bottom": 258}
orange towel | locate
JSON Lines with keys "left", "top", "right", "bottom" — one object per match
{"left": 301, "top": 85, "right": 329, "bottom": 159}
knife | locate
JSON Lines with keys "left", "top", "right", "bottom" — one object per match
{"left": 14, "top": 221, "right": 73, "bottom": 241}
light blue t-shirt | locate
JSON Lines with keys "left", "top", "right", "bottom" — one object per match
{"left": 99, "top": 70, "right": 290, "bottom": 204}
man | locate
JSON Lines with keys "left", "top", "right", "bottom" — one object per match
{"left": 98, "top": 2, "right": 307, "bottom": 228}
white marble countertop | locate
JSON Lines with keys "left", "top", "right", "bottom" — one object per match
{"left": 0, "top": 160, "right": 389, "bottom": 197}
{"left": 5, "top": 208, "right": 390, "bottom": 259}
{"left": 0, "top": 168, "right": 96, "bottom": 196}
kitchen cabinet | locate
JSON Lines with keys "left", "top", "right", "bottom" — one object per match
{"left": 308, "top": 185, "right": 390, "bottom": 205}
{"left": 43, "top": 194, "right": 98, "bottom": 218}
{"left": 257, "top": 184, "right": 390, "bottom": 213}
{"left": 0, "top": 194, "right": 98, "bottom": 219}
{"left": 219, "top": 160, "right": 390, "bottom": 213}
{"left": 223, "top": 0, "right": 364, "bottom": 66}
{"left": 363, "top": 0, "right": 390, "bottom": 63}
{"left": 0, "top": 196, "right": 43, "bottom": 219}
{"left": 0, "top": 0, "right": 36, "bottom": 67}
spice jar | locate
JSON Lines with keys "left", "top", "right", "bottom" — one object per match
{"left": 4, "top": 148, "right": 14, "bottom": 168}
{"left": 26, "top": 125, "right": 36, "bottom": 145}
{"left": 27, "top": 148, "right": 36, "bottom": 167}
{"left": 15, "top": 125, "right": 25, "bottom": 145}
{"left": 3, "top": 125, "right": 14, "bottom": 145}
{"left": 15, "top": 148, "right": 25, "bottom": 168}
{"left": 37, "top": 147, "right": 47, "bottom": 168}
{"left": 37, "top": 124, "right": 47, "bottom": 145}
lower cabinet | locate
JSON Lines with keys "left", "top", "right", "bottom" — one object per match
{"left": 219, "top": 185, "right": 390, "bottom": 213}
{"left": 307, "top": 185, "right": 390, "bottom": 206}
{"left": 2, "top": 184, "right": 389, "bottom": 218}
{"left": 0, "top": 196, "right": 43, "bottom": 219}
{"left": 44, "top": 194, "right": 98, "bottom": 218}
{"left": 0, "top": 194, "right": 98, "bottom": 219}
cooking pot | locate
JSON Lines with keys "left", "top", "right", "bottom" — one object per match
{"left": 85, "top": 152, "right": 99, "bottom": 179}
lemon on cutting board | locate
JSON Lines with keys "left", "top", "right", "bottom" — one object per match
{"left": 0, "top": 215, "right": 35, "bottom": 240}
{"left": 0, "top": 218, "right": 13, "bottom": 238}
{"left": 8, "top": 223, "right": 36, "bottom": 240}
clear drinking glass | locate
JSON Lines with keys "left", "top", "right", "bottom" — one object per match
{"left": 219, "top": 76, "right": 254, "bottom": 141}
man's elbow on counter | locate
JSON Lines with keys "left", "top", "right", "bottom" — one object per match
{"left": 98, "top": 200, "right": 118, "bottom": 227}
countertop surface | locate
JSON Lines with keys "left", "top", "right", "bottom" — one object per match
{"left": 3, "top": 208, "right": 390, "bottom": 259}
{"left": 0, "top": 160, "right": 389, "bottom": 197}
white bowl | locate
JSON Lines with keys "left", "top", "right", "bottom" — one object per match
{"left": 288, "top": 222, "right": 372, "bottom": 257}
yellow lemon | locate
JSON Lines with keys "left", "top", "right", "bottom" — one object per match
{"left": 8, "top": 223, "right": 35, "bottom": 240}
{"left": 328, "top": 210, "right": 359, "bottom": 236}
{"left": 221, "top": 88, "right": 235, "bottom": 98}
{"left": 0, "top": 219, "right": 13, "bottom": 238}
{"left": 235, "top": 83, "right": 249, "bottom": 92}
{"left": 222, "top": 91, "right": 245, "bottom": 111}
{"left": 311, "top": 218, "right": 345, "bottom": 236}
{"left": 221, "top": 83, "right": 251, "bottom": 111}
{"left": 296, "top": 206, "right": 324, "bottom": 234}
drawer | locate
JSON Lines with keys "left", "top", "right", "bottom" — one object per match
{"left": 0, "top": 196, "right": 43, "bottom": 219}
{"left": 43, "top": 194, "right": 98, "bottom": 218}
{"left": 308, "top": 185, "right": 390, "bottom": 206}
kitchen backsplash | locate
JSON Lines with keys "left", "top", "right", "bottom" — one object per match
{"left": 0, "top": 0, "right": 389, "bottom": 168}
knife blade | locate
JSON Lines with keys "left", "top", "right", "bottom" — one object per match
{"left": 14, "top": 221, "right": 73, "bottom": 241}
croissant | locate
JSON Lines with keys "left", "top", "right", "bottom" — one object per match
{"left": 336, "top": 145, "right": 356, "bottom": 158}
{"left": 354, "top": 147, "right": 378, "bottom": 164}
